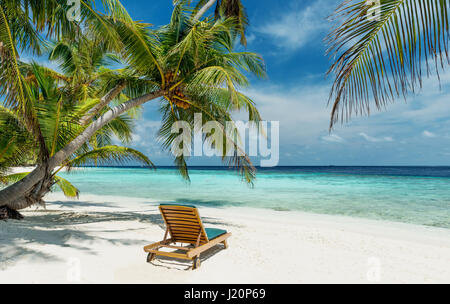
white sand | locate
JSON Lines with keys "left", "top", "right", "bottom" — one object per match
{"left": 1, "top": 192, "right": 450, "bottom": 284}
{"left": 7, "top": 166, "right": 81, "bottom": 174}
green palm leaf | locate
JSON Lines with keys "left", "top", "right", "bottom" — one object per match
{"left": 326, "top": 0, "right": 450, "bottom": 129}
{"left": 0, "top": 4, "right": 26, "bottom": 110}
{"left": 66, "top": 145, "right": 155, "bottom": 168}
{"left": 0, "top": 172, "right": 29, "bottom": 185}
{"left": 0, "top": 106, "right": 36, "bottom": 170}
{"left": 193, "top": 0, "right": 249, "bottom": 45}
{"left": 54, "top": 175, "right": 79, "bottom": 198}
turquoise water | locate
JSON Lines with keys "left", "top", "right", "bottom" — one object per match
{"left": 57, "top": 167, "right": 450, "bottom": 229}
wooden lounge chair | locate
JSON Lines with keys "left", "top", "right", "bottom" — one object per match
{"left": 143, "top": 204, "right": 231, "bottom": 270}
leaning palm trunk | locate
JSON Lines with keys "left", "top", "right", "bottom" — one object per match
{"left": 0, "top": 164, "right": 54, "bottom": 219}
{"left": 0, "top": 90, "right": 164, "bottom": 218}
{"left": 0, "top": 165, "right": 48, "bottom": 209}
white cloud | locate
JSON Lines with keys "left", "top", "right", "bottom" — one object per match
{"left": 422, "top": 130, "right": 437, "bottom": 138}
{"left": 246, "top": 33, "right": 256, "bottom": 44}
{"left": 359, "top": 132, "right": 394, "bottom": 143}
{"left": 256, "top": 0, "right": 337, "bottom": 51}
{"left": 128, "top": 119, "right": 166, "bottom": 158}
{"left": 239, "top": 82, "right": 332, "bottom": 144}
{"left": 21, "top": 55, "right": 62, "bottom": 73}
{"left": 322, "top": 134, "right": 345, "bottom": 143}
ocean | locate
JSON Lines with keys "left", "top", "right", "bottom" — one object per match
{"left": 57, "top": 166, "right": 450, "bottom": 229}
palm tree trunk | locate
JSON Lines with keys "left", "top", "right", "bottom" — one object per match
{"left": 0, "top": 164, "right": 54, "bottom": 220}
{"left": 0, "top": 165, "right": 47, "bottom": 208}
{"left": 49, "top": 90, "right": 164, "bottom": 168}
{"left": 79, "top": 82, "right": 127, "bottom": 125}
{"left": 0, "top": 206, "right": 24, "bottom": 220}
{"left": 194, "top": 0, "right": 217, "bottom": 20}
{"left": 0, "top": 90, "right": 164, "bottom": 217}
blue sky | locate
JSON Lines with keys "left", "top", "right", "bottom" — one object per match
{"left": 106, "top": 1, "right": 450, "bottom": 166}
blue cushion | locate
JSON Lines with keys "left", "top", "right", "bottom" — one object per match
{"left": 160, "top": 203, "right": 197, "bottom": 209}
{"left": 205, "top": 228, "right": 227, "bottom": 240}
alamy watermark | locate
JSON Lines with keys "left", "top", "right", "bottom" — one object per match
{"left": 67, "top": 0, "right": 81, "bottom": 22}
{"left": 170, "top": 113, "right": 279, "bottom": 167}
{"left": 366, "top": 0, "right": 381, "bottom": 21}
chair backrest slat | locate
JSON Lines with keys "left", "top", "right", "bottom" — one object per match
{"left": 159, "top": 205, "right": 209, "bottom": 245}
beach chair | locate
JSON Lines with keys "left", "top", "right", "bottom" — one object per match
{"left": 143, "top": 204, "right": 231, "bottom": 270}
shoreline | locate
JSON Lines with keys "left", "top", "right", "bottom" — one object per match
{"left": 1, "top": 192, "right": 450, "bottom": 283}
{"left": 44, "top": 192, "right": 450, "bottom": 235}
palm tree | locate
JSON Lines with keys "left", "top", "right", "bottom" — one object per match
{"left": 0, "top": 1, "right": 266, "bottom": 217}
{"left": 0, "top": 62, "right": 153, "bottom": 216}
{"left": 326, "top": 0, "right": 450, "bottom": 129}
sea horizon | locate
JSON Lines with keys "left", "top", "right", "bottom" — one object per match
{"left": 68, "top": 165, "right": 450, "bottom": 176}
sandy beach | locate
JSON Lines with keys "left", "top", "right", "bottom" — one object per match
{"left": 1, "top": 192, "right": 450, "bottom": 284}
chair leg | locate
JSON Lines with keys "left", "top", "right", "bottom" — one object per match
{"left": 192, "top": 256, "right": 201, "bottom": 270}
{"left": 147, "top": 252, "right": 156, "bottom": 263}
{"left": 222, "top": 240, "right": 228, "bottom": 249}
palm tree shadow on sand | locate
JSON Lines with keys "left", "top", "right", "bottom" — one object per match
{"left": 0, "top": 199, "right": 239, "bottom": 271}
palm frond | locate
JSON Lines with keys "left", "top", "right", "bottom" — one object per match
{"left": 326, "top": 0, "right": 450, "bottom": 129}
{"left": 48, "top": 41, "right": 78, "bottom": 75}
{"left": 66, "top": 145, "right": 155, "bottom": 168}
{"left": 0, "top": 4, "right": 26, "bottom": 110}
{"left": 215, "top": 0, "right": 249, "bottom": 46}
{"left": 111, "top": 18, "right": 165, "bottom": 86}
{"left": 0, "top": 106, "right": 36, "bottom": 168}
{"left": 0, "top": 172, "right": 29, "bottom": 185}
{"left": 79, "top": 0, "right": 123, "bottom": 51}
{"left": 54, "top": 175, "right": 79, "bottom": 198}
{"left": 192, "top": 0, "right": 248, "bottom": 45}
